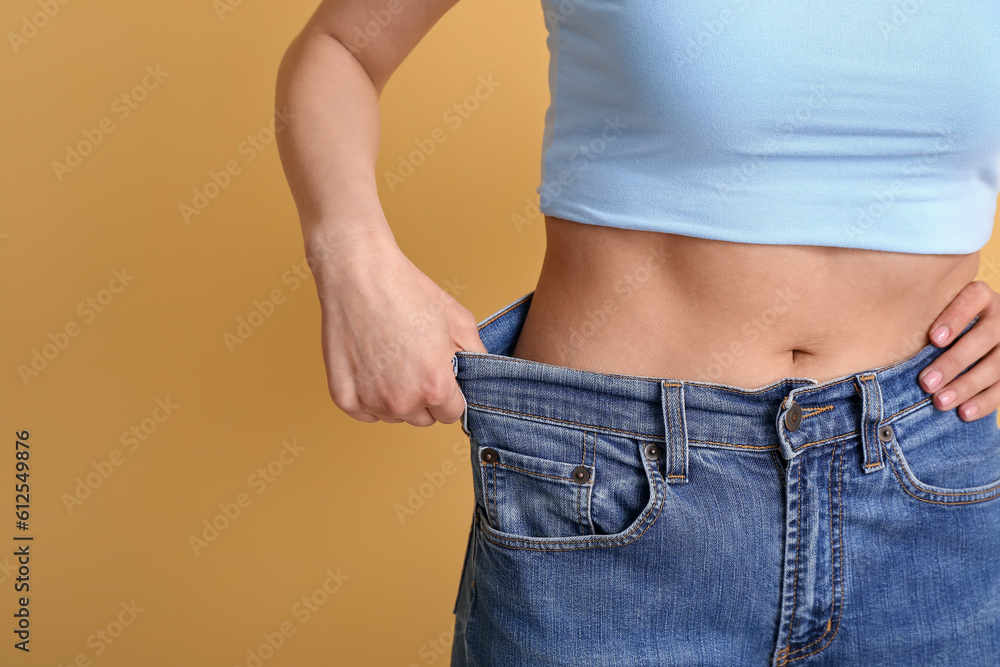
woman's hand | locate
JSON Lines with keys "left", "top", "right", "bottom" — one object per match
{"left": 917, "top": 279, "right": 1000, "bottom": 421}
{"left": 306, "top": 224, "right": 487, "bottom": 427}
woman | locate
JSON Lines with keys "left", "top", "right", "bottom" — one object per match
{"left": 275, "top": 1, "right": 1000, "bottom": 665}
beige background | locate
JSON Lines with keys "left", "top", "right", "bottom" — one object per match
{"left": 1, "top": 0, "right": 998, "bottom": 665}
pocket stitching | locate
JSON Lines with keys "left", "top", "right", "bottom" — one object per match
{"left": 479, "top": 447, "right": 595, "bottom": 537}
{"left": 584, "top": 430, "right": 597, "bottom": 534}
{"left": 477, "top": 440, "right": 666, "bottom": 552}
{"left": 492, "top": 460, "right": 590, "bottom": 483}
{"left": 884, "top": 436, "right": 1000, "bottom": 505}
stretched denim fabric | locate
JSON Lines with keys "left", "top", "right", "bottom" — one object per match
{"left": 449, "top": 291, "right": 1000, "bottom": 666}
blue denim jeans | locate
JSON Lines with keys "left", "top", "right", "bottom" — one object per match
{"left": 449, "top": 291, "right": 1000, "bottom": 666}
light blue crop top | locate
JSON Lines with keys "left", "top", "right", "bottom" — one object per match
{"left": 536, "top": 1, "right": 1000, "bottom": 254}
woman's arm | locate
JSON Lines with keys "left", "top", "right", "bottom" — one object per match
{"left": 275, "top": 0, "right": 487, "bottom": 427}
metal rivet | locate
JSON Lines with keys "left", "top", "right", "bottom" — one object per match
{"left": 571, "top": 466, "right": 591, "bottom": 483}
{"left": 480, "top": 447, "right": 498, "bottom": 463}
{"left": 878, "top": 425, "right": 894, "bottom": 442}
{"left": 784, "top": 401, "right": 803, "bottom": 431}
{"left": 644, "top": 443, "right": 662, "bottom": 460}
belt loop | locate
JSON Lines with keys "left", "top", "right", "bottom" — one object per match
{"left": 855, "top": 373, "right": 885, "bottom": 473}
{"left": 661, "top": 381, "right": 689, "bottom": 483}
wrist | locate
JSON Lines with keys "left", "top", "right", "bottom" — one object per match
{"left": 303, "top": 215, "right": 399, "bottom": 285}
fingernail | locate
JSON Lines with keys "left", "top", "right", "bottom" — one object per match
{"left": 962, "top": 404, "right": 979, "bottom": 419}
{"left": 938, "top": 389, "right": 955, "bottom": 407}
{"left": 921, "top": 369, "right": 942, "bottom": 390}
{"left": 931, "top": 325, "right": 950, "bottom": 344}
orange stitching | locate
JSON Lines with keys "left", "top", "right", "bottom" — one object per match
{"left": 469, "top": 403, "right": 788, "bottom": 452}
{"left": 674, "top": 386, "right": 688, "bottom": 481}
{"left": 782, "top": 442, "right": 839, "bottom": 658}
{"left": 782, "top": 442, "right": 846, "bottom": 663}
{"left": 858, "top": 376, "right": 881, "bottom": 469}
{"left": 789, "top": 456, "right": 804, "bottom": 647}
{"left": 466, "top": 402, "right": 661, "bottom": 440}
{"left": 493, "top": 460, "right": 589, "bottom": 484}
{"left": 694, "top": 439, "right": 778, "bottom": 450}
{"left": 490, "top": 462, "right": 499, "bottom": 532}
{"left": 477, "top": 462, "right": 494, "bottom": 530}
{"left": 885, "top": 440, "right": 1000, "bottom": 504}
{"left": 666, "top": 384, "right": 677, "bottom": 479}
{"left": 889, "top": 437, "right": 1000, "bottom": 495}
{"left": 792, "top": 431, "right": 857, "bottom": 452}
{"left": 827, "top": 445, "right": 838, "bottom": 645}
{"left": 868, "top": 418, "right": 879, "bottom": 468}
{"left": 587, "top": 432, "right": 597, "bottom": 534}
{"left": 476, "top": 481, "right": 663, "bottom": 552}
{"left": 770, "top": 451, "right": 786, "bottom": 479}
{"left": 483, "top": 454, "right": 658, "bottom": 546}
{"left": 884, "top": 396, "right": 932, "bottom": 421}
{"left": 477, "top": 450, "right": 665, "bottom": 550}
{"left": 478, "top": 464, "right": 487, "bottom": 527}
{"left": 801, "top": 405, "right": 835, "bottom": 418}
{"left": 580, "top": 433, "right": 587, "bottom": 533}
{"left": 474, "top": 296, "right": 530, "bottom": 331}
{"left": 665, "top": 387, "right": 674, "bottom": 477}
{"left": 788, "top": 398, "right": 934, "bottom": 455}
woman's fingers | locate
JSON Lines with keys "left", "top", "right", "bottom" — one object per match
{"left": 930, "top": 342, "right": 1000, "bottom": 419}
{"left": 922, "top": 279, "right": 994, "bottom": 350}
{"left": 916, "top": 279, "right": 1000, "bottom": 421}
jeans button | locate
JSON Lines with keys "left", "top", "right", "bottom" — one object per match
{"left": 644, "top": 443, "right": 662, "bottom": 460}
{"left": 571, "top": 466, "right": 591, "bottom": 483}
{"left": 481, "top": 448, "right": 498, "bottom": 463}
{"left": 878, "top": 425, "right": 894, "bottom": 442}
{"left": 784, "top": 400, "right": 803, "bottom": 431}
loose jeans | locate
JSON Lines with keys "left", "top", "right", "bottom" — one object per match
{"left": 449, "top": 291, "right": 1000, "bottom": 666}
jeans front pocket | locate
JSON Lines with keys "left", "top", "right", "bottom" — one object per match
{"left": 477, "top": 443, "right": 593, "bottom": 537}
{"left": 883, "top": 401, "right": 1000, "bottom": 505}
{"left": 467, "top": 408, "right": 665, "bottom": 552}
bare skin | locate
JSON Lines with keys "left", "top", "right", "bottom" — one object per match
{"left": 514, "top": 216, "right": 980, "bottom": 388}
{"left": 275, "top": 0, "right": 999, "bottom": 427}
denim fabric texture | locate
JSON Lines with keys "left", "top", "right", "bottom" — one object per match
{"left": 449, "top": 291, "right": 1000, "bottom": 666}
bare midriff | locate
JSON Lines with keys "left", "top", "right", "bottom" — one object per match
{"left": 509, "top": 215, "right": 981, "bottom": 388}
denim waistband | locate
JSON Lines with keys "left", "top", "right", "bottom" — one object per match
{"left": 453, "top": 291, "right": 977, "bottom": 477}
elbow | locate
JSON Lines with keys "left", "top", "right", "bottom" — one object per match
{"left": 279, "top": 26, "right": 386, "bottom": 98}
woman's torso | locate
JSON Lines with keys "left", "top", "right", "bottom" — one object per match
{"left": 510, "top": 215, "right": 980, "bottom": 388}
{"left": 517, "top": 3, "right": 997, "bottom": 382}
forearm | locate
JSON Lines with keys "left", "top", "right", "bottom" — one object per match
{"left": 274, "top": 29, "right": 394, "bottom": 256}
